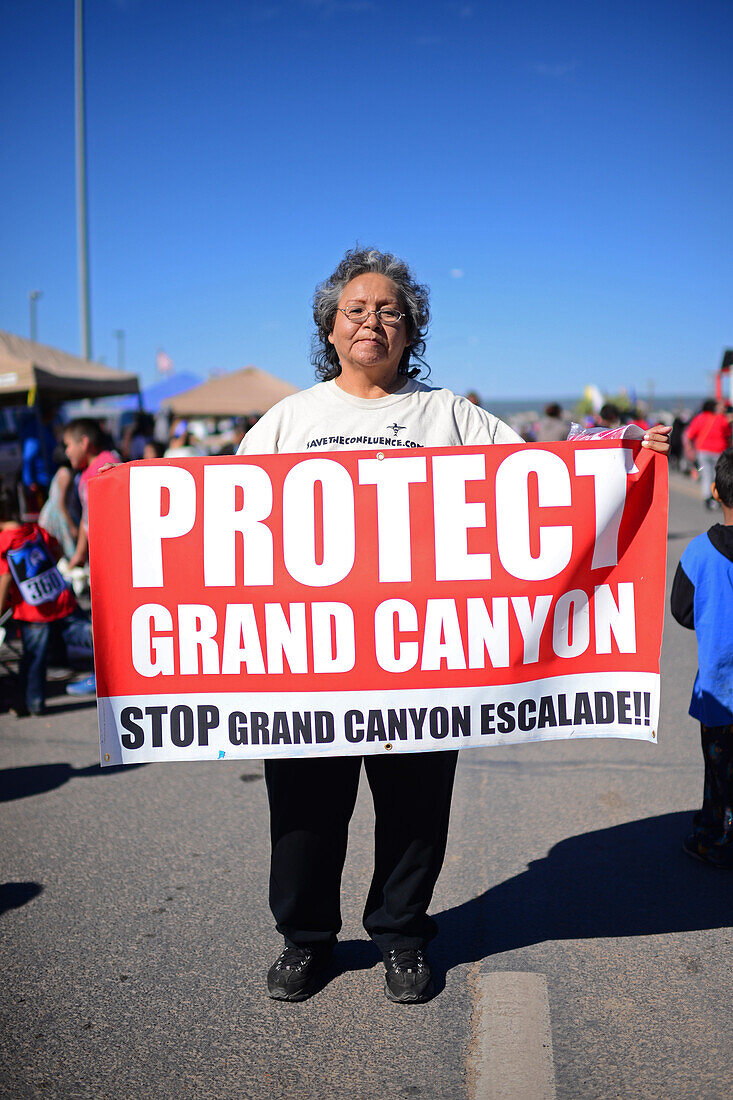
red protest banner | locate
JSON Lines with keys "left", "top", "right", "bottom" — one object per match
{"left": 89, "top": 442, "right": 668, "bottom": 765}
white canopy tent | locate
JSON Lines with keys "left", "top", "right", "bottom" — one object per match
{"left": 0, "top": 331, "right": 140, "bottom": 404}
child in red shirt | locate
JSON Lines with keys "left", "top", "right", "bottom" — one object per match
{"left": 0, "top": 491, "right": 93, "bottom": 716}
{"left": 685, "top": 400, "right": 733, "bottom": 510}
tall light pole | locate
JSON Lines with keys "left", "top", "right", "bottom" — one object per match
{"left": 114, "top": 329, "right": 126, "bottom": 370}
{"left": 29, "top": 290, "right": 42, "bottom": 343}
{"left": 75, "top": 0, "right": 92, "bottom": 360}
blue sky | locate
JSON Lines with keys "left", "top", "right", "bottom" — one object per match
{"left": 2, "top": 0, "right": 731, "bottom": 402}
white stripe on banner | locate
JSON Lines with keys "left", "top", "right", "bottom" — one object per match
{"left": 98, "top": 671, "right": 659, "bottom": 766}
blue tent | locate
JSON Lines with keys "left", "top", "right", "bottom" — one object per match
{"left": 114, "top": 372, "right": 202, "bottom": 412}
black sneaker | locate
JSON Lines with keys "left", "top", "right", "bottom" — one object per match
{"left": 682, "top": 833, "right": 733, "bottom": 869}
{"left": 266, "top": 945, "right": 328, "bottom": 1002}
{"left": 384, "top": 947, "right": 434, "bottom": 1003}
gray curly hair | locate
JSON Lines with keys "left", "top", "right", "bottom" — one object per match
{"left": 311, "top": 247, "right": 431, "bottom": 381}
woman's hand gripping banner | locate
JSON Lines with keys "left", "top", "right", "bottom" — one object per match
{"left": 89, "top": 441, "right": 668, "bottom": 765}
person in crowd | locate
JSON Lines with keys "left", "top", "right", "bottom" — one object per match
{"left": 142, "top": 440, "right": 167, "bottom": 460}
{"left": 164, "top": 419, "right": 207, "bottom": 457}
{"left": 669, "top": 414, "right": 686, "bottom": 471}
{"left": 54, "top": 419, "right": 118, "bottom": 698}
{"left": 0, "top": 488, "right": 93, "bottom": 716}
{"left": 236, "top": 246, "right": 672, "bottom": 1005}
{"left": 597, "top": 403, "right": 621, "bottom": 429}
{"left": 627, "top": 407, "right": 650, "bottom": 431}
{"left": 20, "top": 404, "right": 59, "bottom": 514}
{"left": 64, "top": 419, "right": 120, "bottom": 572}
{"left": 228, "top": 418, "right": 259, "bottom": 457}
{"left": 671, "top": 448, "right": 733, "bottom": 866}
{"left": 534, "top": 402, "right": 570, "bottom": 442}
{"left": 684, "top": 399, "right": 732, "bottom": 509}
{"left": 37, "top": 448, "right": 82, "bottom": 561}
{"left": 153, "top": 410, "right": 172, "bottom": 446}
{"left": 121, "top": 412, "right": 156, "bottom": 461}
{"left": 216, "top": 416, "right": 259, "bottom": 456}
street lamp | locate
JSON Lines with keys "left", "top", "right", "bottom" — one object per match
{"left": 75, "top": 0, "right": 92, "bottom": 360}
{"left": 29, "top": 290, "right": 43, "bottom": 342}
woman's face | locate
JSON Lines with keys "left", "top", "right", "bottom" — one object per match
{"left": 328, "top": 273, "right": 409, "bottom": 382}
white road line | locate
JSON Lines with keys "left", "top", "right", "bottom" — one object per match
{"left": 470, "top": 971, "right": 556, "bottom": 1100}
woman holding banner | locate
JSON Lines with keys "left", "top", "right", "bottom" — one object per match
{"left": 237, "top": 246, "right": 671, "bottom": 1004}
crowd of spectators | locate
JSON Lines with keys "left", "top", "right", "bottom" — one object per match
{"left": 3, "top": 407, "right": 265, "bottom": 581}
{"left": 505, "top": 396, "right": 733, "bottom": 511}
{"left": 0, "top": 389, "right": 728, "bottom": 719}
{"left": 0, "top": 407, "right": 265, "bottom": 715}
{"left": 4, "top": 392, "right": 733, "bottom": 561}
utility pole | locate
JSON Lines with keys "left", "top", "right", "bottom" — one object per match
{"left": 75, "top": 0, "right": 92, "bottom": 360}
{"left": 114, "top": 329, "right": 126, "bottom": 369}
{"left": 29, "top": 290, "right": 42, "bottom": 343}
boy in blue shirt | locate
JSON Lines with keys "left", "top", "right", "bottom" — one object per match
{"left": 671, "top": 448, "right": 733, "bottom": 866}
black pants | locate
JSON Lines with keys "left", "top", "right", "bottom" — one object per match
{"left": 692, "top": 722, "right": 733, "bottom": 851}
{"left": 265, "top": 749, "right": 459, "bottom": 955}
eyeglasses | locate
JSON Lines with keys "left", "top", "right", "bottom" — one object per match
{"left": 338, "top": 306, "right": 405, "bottom": 327}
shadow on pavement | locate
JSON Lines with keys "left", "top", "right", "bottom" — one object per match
{"left": 0, "top": 881, "right": 44, "bottom": 916}
{"left": 303, "top": 939, "right": 380, "bottom": 999}
{"left": 0, "top": 761, "right": 146, "bottom": 802}
{"left": 42, "top": 698, "right": 98, "bottom": 716}
{"left": 431, "top": 811, "right": 733, "bottom": 987}
{"left": 0, "top": 689, "right": 97, "bottom": 718}
{"left": 331, "top": 937, "right": 381, "bottom": 975}
{"left": 668, "top": 529, "right": 706, "bottom": 541}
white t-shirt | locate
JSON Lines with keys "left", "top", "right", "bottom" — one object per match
{"left": 237, "top": 378, "right": 522, "bottom": 456}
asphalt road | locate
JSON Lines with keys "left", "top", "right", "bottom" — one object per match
{"left": 2, "top": 470, "right": 732, "bottom": 1100}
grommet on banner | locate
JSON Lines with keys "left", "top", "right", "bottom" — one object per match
{"left": 376, "top": 452, "right": 385, "bottom": 460}
{"left": 104, "top": 754, "right": 110, "bottom": 762}
{"left": 384, "top": 743, "right": 393, "bottom": 751}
